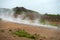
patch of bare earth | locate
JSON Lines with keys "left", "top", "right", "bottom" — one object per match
{"left": 0, "top": 20, "right": 60, "bottom": 40}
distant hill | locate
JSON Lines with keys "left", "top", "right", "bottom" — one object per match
{"left": 13, "top": 7, "right": 42, "bottom": 20}
{"left": 41, "top": 14, "right": 60, "bottom": 26}
{"left": 0, "top": 7, "right": 60, "bottom": 27}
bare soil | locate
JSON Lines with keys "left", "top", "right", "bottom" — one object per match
{"left": 0, "top": 20, "right": 60, "bottom": 40}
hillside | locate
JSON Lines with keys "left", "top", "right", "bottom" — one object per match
{"left": 13, "top": 7, "right": 41, "bottom": 20}
{"left": 0, "top": 7, "right": 60, "bottom": 27}
{"left": 41, "top": 14, "right": 60, "bottom": 26}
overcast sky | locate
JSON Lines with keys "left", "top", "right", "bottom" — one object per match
{"left": 0, "top": 0, "right": 60, "bottom": 14}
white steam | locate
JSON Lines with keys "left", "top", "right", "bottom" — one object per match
{"left": 0, "top": 9, "right": 58, "bottom": 29}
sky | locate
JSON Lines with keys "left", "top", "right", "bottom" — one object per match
{"left": 0, "top": 0, "right": 60, "bottom": 14}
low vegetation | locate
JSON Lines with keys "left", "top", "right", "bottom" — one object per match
{"left": 49, "top": 23, "right": 58, "bottom": 26}
{"left": 0, "top": 29, "right": 4, "bottom": 32}
{"left": 12, "top": 29, "right": 47, "bottom": 40}
{"left": 40, "top": 19, "right": 46, "bottom": 24}
{"left": 12, "top": 30, "right": 35, "bottom": 39}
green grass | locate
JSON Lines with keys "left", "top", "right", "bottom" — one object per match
{"left": 12, "top": 30, "right": 35, "bottom": 39}
{"left": 50, "top": 24, "right": 57, "bottom": 26}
